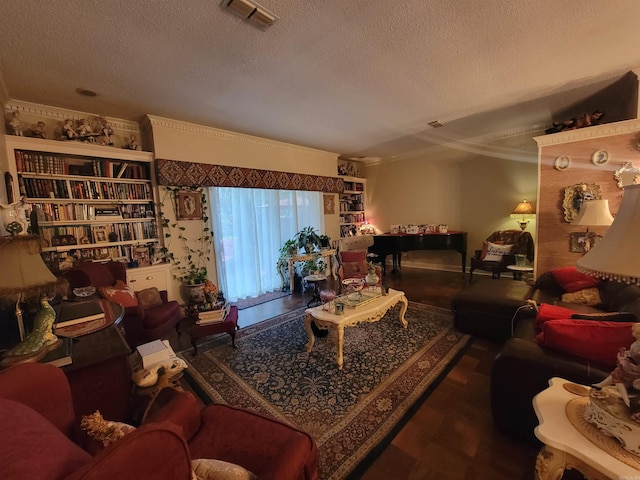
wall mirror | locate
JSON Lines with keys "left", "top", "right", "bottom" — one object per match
{"left": 614, "top": 162, "right": 640, "bottom": 188}
{"left": 562, "top": 183, "right": 602, "bottom": 223}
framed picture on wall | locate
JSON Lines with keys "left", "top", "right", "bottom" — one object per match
{"left": 323, "top": 194, "right": 335, "bottom": 214}
{"left": 176, "top": 190, "right": 203, "bottom": 220}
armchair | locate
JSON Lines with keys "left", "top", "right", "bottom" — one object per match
{"left": 337, "top": 249, "right": 382, "bottom": 287}
{"left": 64, "top": 261, "right": 183, "bottom": 348}
{"left": 469, "top": 229, "right": 534, "bottom": 280}
{"left": 0, "top": 362, "right": 319, "bottom": 480}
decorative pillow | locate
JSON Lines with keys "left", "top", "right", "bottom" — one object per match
{"left": 483, "top": 242, "right": 514, "bottom": 262}
{"left": 99, "top": 280, "right": 138, "bottom": 307}
{"left": 80, "top": 410, "right": 136, "bottom": 447}
{"left": 550, "top": 266, "right": 601, "bottom": 293}
{"left": 342, "top": 261, "right": 368, "bottom": 277}
{"left": 340, "top": 250, "right": 367, "bottom": 263}
{"left": 561, "top": 287, "right": 602, "bottom": 306}
{"left": 191, "top": 459, "right": 257, "bottom": 480}
{"left": 136, "top": 287, "right": 163, "bottom": 308}
{"left": 535, "top": 319, "right": 635, "bottom": 367}
{"left": 534, "top": 303, "right": 577, "bottom": 331}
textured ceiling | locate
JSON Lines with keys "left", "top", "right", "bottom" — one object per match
{"left": 1, "top": 1, "right": 639, "bottom": 161}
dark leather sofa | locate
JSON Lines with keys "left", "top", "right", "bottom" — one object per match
{"left": 490, "top": 272, "right": 640, "bottom": 443}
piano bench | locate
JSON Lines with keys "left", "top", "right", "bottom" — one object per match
{"left": 451, "top": 279, "right": 533, "bottom": 341}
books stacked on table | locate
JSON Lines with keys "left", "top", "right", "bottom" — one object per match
{"left": 196, "top": 303, "right": 230, "bottom": 325}
{"left": 55, "top": 300, "right": 105, "bottom": 329}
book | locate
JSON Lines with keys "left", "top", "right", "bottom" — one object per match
{"left": 56, "top": 300, "right": 105, "bottom": 328}
{"left": 116, "top": 162, "right": 129, "bottom": 179}
{"left": 42, "top": 337, "right": 72, "bottom": 367}
{"left": 196, "top": 304, "right": 230, "bottom": 325}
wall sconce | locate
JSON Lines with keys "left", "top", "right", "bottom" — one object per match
{"left": 510, "top": 200, "right": 536, "bottom": 231}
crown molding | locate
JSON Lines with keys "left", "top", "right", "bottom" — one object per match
{"left": 4, "top": 100, "right": 141, "bottom": 133}
{"left": 534, "top": 118, "right": 640, "bottom": 147}
{"left": 145, "top": 115, "right": 338, "bottom": 157}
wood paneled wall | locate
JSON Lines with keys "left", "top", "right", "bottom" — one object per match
{"left": 535, "top": 120, "right": 640, "bottom": 274}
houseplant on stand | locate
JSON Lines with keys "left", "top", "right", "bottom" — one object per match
{"left": 295, "top": 226, "right": 321, "bottom": 254}
{"left": 158, "top": 186, "right": 213, "bottom": 304}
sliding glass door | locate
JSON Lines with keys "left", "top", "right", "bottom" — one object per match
{"left": 210, "top": 187, "right": 323, "bottom": 302}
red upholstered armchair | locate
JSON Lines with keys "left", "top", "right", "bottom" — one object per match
{"left": 338, "top": 249, "right": 382, "bottom": 286}
{"left": 64, "top": 261, "right": 183, "bottom": 348}
{"left": 0, "top": 363, "right": 192, "bottom": 480}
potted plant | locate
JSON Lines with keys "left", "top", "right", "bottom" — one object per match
{"left": 157, "top": 186, "right": 213, "bottom": 302}
{"left": 319, "top": 234, "right": 331, "bottom": 249}
{"left": 295, "top": 226, "right": 321, "bottom": 254}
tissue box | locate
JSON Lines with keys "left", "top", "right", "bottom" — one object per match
{"left": 136, "top": 340, "right": 172, "bottom": 369}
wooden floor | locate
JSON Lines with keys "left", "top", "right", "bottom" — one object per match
{"left": 169, "top": 267, "right": 541, "bottom": 480}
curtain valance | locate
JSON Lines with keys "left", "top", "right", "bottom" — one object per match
{"left": 156, "top": 159, "right": 344, "bottom": 193}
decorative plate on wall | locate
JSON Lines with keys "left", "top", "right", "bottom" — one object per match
{"left": 591, "top": 150, "right": 609, "bottom": 166}
{"left": 554, "top": 155, "right": 570, "bottom": 171}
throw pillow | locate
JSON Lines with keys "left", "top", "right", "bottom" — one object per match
{"left": 192, "top": 459, "right": 257, "bottom": 480}
{"left": 80, "top": 410, "right": 136, "bottom": 447}
{"left": 535, "top": 319, "right": 635, "bottom": 367}
{"left": 136, "top": 287, "right": 163, "bottom": 308}
{"left": 342, "top": 261, "right": 368, "bottom": 277}
{"left": 535, "top": 303, "right": 577, "bottom": 331}
{"left": 99, "top": 280, "right": 138, "bottom": 307}
{"left": 550, "top": 266, "right": 601, "bottom": 293}
{"left": 561, "top": 287, "right": 602, "bottom": 306}
{"left": 483, "top": 242, "right": 514, "bottom": 262}
{"left": 340, "top": 250, "right": 367, "bottom": 263}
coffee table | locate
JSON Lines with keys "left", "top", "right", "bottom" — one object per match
{"left": 304, "top": 288, "right": 408, "bottom": 370}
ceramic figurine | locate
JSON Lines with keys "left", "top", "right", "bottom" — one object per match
{"left": 77, "top": 118, "right": 97, "bottom": 143}
{"left": 98, "top": 116, "right": 114, "bottom": 145}
{"left": 7, "top": 111, "right": 23, "bottom": 136}
{"left": 31, "top": 121, "right": 47, "bottom": 139}
{"left": 126, "top": 134, "right": 138, "bottom": 150}
{"left": 62, "top": 119, "right": 77, "bottom": 140}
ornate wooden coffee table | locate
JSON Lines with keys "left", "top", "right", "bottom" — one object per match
{"left": 304, "top": 288, "right": 408, "bottom": 370}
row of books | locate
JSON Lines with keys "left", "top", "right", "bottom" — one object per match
{"left": 20, "top": 177, "right": 151, "bottom": 201}
{"left": 196, "top": 303, "right": 231, "bottom": 325}
{"left": 15, "top": 150, "right": 150, "bottom": 180}
{"left": 32, "top": 202, "right": 153, "bottom": 222}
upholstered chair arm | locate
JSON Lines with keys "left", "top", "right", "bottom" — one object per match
{"left": 142, "top": 389, "right": 203, "bottom": 440}
{"left": 160, "top": 290, "right": 169, "bottom": 303}
{"left": 0, "top": 363, "right": 76, "bottom": 439}
{"left": 67, "top": 422, "right": 192, "bottom": 480}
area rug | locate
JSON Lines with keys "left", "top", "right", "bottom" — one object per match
{"left": 232, "top": 290, "right": 290, "bottom": 310}
{"left": 179, "top": 302, "right": 471, "bottom": 480}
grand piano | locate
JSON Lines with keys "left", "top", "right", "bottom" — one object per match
{"left": 369, "top": 232, "right": 467, "bottom": 273}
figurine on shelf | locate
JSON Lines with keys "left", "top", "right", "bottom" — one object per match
{"left": 7, "top": 111, "right": 23, "bottom": 136}
{"left": 62, "top": 119, "right": 77, "bottom": 140}
{"left": 31, "top": 121, "right": 47, "bottom": 139}
{"left": 545, "top": 110, "right": 605, "bottom": 134}
{"left": 125, "top": 134, "right": 138, "bottom": 150}
{"left": 98, "top": 116, "right": 114, "bottom": 145}
{"left": 77, "top": 118, "right": 97, "bottom": 143}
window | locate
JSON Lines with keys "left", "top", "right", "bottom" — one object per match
{"left": 210, "top": 187, "right": 323, "bottom": 301}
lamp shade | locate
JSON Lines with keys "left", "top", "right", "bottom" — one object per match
{"left": 571, "top": 199, "right": 614, "bottom": 226}
{"left": 510, "top": 200, "right": 536, "bottom": 218}
{"left": 0, "top": 235, "right": 58, "bottom": 299}
{"left": 577, "top": 184, "right": 640, "bottom": 284}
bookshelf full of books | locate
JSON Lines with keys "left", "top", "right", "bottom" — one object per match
{"left": 4, "top": 136, "right": 161, "bottom": 273}
{"left": 338, "top": 176, "right": 367, "bottom": 237}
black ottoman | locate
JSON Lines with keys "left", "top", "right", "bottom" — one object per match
{"left": 451, "top": 279, "right": 533, "bottom": 341}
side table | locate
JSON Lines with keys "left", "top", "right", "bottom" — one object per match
{"left": 189, "top": 305, "right": 239, "bottom": 355}
{"left": 304, "top": 274, "right": 327, "bottom": 307}
{"left": 533, "top": 377, "right": 640, "bottom": 479}
{"left": 506, "top": 264, "right": 534, "bottom": 282}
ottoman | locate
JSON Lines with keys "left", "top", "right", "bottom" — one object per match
{"left": 189, "top": 306, "right": 239, "bottom": 354}
{"left": 451, "top": 279, "right": 533, "bottom": 341}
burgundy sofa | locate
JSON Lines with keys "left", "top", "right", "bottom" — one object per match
{"left": 0, "top": 362, "right": 319, "bottom": 480}
{"left": 64, "top": 261, "right": 183, "bottom": 348}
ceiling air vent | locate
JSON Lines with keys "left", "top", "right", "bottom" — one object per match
{"left": 221, "top": 0, "right": 278, "bottom": 30}
{"left": 428, "top": 120, "right": 445, "bottom": 128}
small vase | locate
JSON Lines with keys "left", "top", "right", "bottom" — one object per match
{"left": 365, "top": 271, "right": 379, "bottom": 288}
{"left": 185, "top": 283, "right": 206, "bottom": 304}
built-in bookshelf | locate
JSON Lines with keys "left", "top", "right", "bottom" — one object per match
{"left": 4, "top": 136, "right": 161, "bottom": 273}
{"left": 339, "top": 176, "right": 366, "bottom": 237}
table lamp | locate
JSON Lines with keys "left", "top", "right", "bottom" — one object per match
{"left": 510, "top": 200, "right": 536, "bottom": 231}
{"left": 577, "top": 184, "right": 640, "bottom": 285}
{"left": 0, "top": 235, "right": 61, "bottom": 364}
{"left": 570, "top": 199, "right": 614, "bottom": 252}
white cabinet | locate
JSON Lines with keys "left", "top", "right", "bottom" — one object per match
{"left": 127, "top": 264, "right": 177, "bottom": 301}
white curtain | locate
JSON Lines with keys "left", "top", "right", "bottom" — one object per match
{"left": 210, "top": 187, "right": 323, "bottom": 302}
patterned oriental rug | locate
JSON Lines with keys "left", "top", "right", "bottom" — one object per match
{"left": 179, "top": 302, "right": 471, "bottom": 480}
